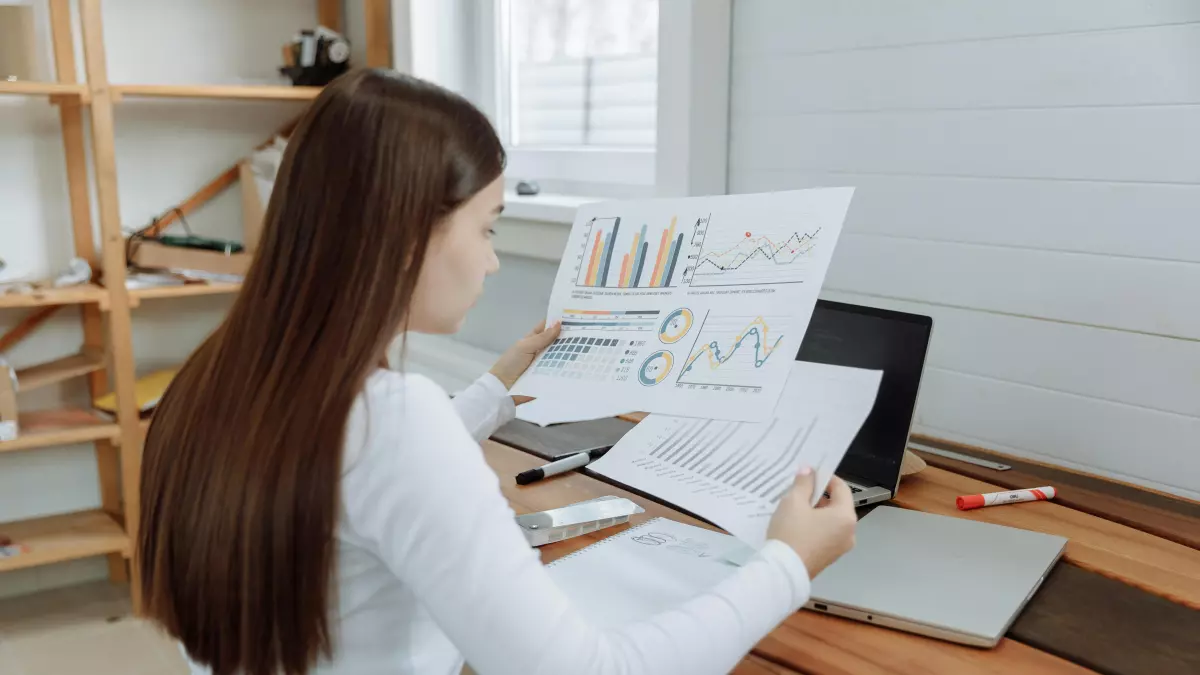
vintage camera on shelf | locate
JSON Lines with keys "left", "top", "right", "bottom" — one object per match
{"left": 280, "top": 26, "right": 351, "bottom": 87}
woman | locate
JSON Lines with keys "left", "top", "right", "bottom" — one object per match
{"left": 138, "top": 69, "right": 857, "bottom": 675}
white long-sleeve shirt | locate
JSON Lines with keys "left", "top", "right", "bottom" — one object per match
{"left": 186, "top": 370, "right": 811, "bottom": 674}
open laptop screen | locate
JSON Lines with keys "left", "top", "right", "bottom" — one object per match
{"left": 795, "top": 300, "right": 932, "bottom": 491}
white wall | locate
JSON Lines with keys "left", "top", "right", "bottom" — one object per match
{"left": 729, "top": 0, "right": 1200, "bottom": 499}
{"left": 0, "top": 0, "right": 318, "bottom": 597}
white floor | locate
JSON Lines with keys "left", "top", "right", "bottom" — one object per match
{"left": 0, "top": 581, "right": 187, "bottom": 675}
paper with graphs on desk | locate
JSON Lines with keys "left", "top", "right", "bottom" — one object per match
{"left": 511, "top": 189, "right": 855, "bottom": 423}
{"left": 515, "top": 396, "right": 635, "bottom": 427}
{"left": 589, "top": 362, "right": 882, "bottom": 547}
{"left": 546, "top": 518, "right": 747, "bottom": 627}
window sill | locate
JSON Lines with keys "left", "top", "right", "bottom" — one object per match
{"left": 502, "top": 191, "right": 600, "bottom": 225}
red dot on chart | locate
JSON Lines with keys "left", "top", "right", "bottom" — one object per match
{"left": 745, "top": 231, "right": 751, "bottom": 237}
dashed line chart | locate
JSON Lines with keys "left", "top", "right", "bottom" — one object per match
{"left": 687, "top": 212, "right": 822, "bottom": 287}
{"left": 676, "top": 312, "right": 788, "bottom": 392}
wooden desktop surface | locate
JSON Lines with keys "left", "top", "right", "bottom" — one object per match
{"left": 484, "top": 418, "right": 1200, "bottom": 675}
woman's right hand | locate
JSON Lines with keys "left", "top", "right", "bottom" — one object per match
{"left": 766, "top": 468, "right": 857, "bottom": 579}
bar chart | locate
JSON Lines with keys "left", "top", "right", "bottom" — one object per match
{"left": 590, "top": 411, "right": 820, "bottom": 543}
{"left": 576, "top": 216, "right": 686, "bottom": 289}
{"left": 560, "top": 308, "right": 661, "bottom": 334}
{"left": 626, "top": 417, "right": 816, "bottom": 504}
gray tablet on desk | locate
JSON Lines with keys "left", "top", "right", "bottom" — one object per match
{"left": 807, "top": 506, "right": 1067, "bottom": 647}
{"left": 491, "top": 418, "right": 635, "bottom": 460}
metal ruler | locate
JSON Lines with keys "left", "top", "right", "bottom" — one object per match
{"left": 909, "top": 441, "right": 1011, "bottom": 471}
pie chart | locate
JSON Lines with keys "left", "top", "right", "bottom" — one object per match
{"left": 638, "top": 350, "right": 674, "bottom": 386}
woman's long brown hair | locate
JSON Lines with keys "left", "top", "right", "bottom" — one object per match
{"left": 137, "top": 69, "right": 504, "bottom": 675}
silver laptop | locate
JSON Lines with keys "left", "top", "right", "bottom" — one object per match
{"left": 807, "top": 506, "right": 1067, "bottom": 647}
{"left": 797, "top": 300, "right": 933, "bottom": 506}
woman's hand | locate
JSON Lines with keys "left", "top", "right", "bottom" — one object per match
{"left": 490, "top": 320, "right": 561, "bottom": 402}
{"left": 766, "top": 468, "right": 857, "bottom": 579}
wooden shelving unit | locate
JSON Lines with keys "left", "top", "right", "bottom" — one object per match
{"left": 0, "top": 510, "right": 128, "bottom": 573}
{"left": 14, "top": 349, "right": 107, "bottom": 391}
{"left": 0, "top": 0, "right": 390, "bottom": 612}
{"left": 0, "top": 283, "right": 109, "bottom": 310}
{"left": 0, "top": 80, "right": 88, "bottom": 99}
{"left": 127, "top": 282, "right": 242, "bottom": 307}
{"left": 0, "top": 409, "right": 120, "bottom": 454}
{"left": 113, "top": 84, "right": 322, "bottom": 101}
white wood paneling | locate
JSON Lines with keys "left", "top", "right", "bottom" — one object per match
{"left": 732, "top": 0, "right": 1200, "bottom": 55}
{"left": 733, "top": 172, "right": 1200, "bottom": 263}
{"left": 822, "top": 290, "right": 1200, "bottom": 418}
{"left": 734, "top": 23, "right": 1200, "bottom": 113}
{"left": 732, "top": 0, "right": 1200, "bottom": 495}
{"left": 824, "top": 234, "right": 1200, "bottom": 340}
{"left": 730, "top": 107, "right": 1200, "bottom": 184}
{"left": 914, "top": 369, "right": 1200, "bottom": 496}
{"left": 912, "top": 423, "right": 1200, "bottom": 503}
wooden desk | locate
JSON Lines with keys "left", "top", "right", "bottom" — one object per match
{"left": 485, "top": 424, "right": 1200, "bottom": 675}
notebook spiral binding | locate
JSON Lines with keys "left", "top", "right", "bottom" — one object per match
{"left": 546, "top": 517, "right": 666, "bottom": 568}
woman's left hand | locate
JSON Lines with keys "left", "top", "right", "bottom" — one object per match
{"left": 490, "top": 320, "right": 561, "bottom": 402}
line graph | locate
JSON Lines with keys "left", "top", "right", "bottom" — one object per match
{"left": 686, "top": 213, "right": 822, "bottom": 287}
{"left": 676, "top": 313, "right": 788, "bottom": 392}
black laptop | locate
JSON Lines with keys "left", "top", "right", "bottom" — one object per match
{"left": 797, "top": 300, "right": 933, "bottom": 507}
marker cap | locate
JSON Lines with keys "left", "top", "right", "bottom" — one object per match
{"left": 956, "top": 494, "right": 986, "bottom": 510}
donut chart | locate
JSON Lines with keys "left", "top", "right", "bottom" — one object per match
{"left": 638, "top": 351, "right": 674, "bottom": 386}
{"left": 658, "top": 307, "right": 694, "bottom": 344}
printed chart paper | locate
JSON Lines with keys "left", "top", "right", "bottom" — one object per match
{"left": 547, "top": 518, "right": 747, "bottom": 628}
{"left": 512, "top": 189, "right": 855, "bottom": 422}
{"left": 515, "top": 397, "right": 635, "bottom": 427}
{"left": 589, "top": 362, "right": 882, "bottom": 547}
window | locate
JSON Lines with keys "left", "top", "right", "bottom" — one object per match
{"left": 491, "top": 0, "right": 659, "bottom": 193}
{"left": 506, "top": 0, "right": 657, "bottom": 148}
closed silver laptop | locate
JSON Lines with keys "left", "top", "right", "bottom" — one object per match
{"left": 807, "top": 506, "right": 1067, "bottom": 647}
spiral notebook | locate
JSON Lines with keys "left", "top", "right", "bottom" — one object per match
{"left": 547, "top": 518, "right": 753, "bottom": 627}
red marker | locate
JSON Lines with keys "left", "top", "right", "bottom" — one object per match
{"left": 957, "top": 486, "right": 1056, "bottom": 511}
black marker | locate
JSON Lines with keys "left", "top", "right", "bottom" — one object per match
{"left": 515, "top": 448, "right": 610, "bottom": 485}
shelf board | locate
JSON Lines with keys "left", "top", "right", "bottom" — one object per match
{"left": 112, "top": 84, "right": 322, "bottom": 101}
{"left": 0, "top": 510, "right": 128, "bottom": 573}
{"left": 0, "top": 283, "right": 109, "bottom": 310}
{"left": 128, "top": 282, "right": 242, "bottom": 305}
{"left": 0, "top": 408, "right": 120, "bottom": 454}
{"left": 0, "top": 81, "right": 88, "bottom": 98}
{"left": 14, "top": 348, "right": 106, "bottom": 391}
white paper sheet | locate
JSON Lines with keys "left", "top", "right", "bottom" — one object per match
{"left": 511, "top": 189, "right": 855, "bottom": 422}
{"left": 546, "top": 517, "right": 748, "bottom": 627}
{"left": 589, "top": 362, "right": 882, "bottom": 547}
{"left": 515, "top": 397, "right": 636, "bottom": 427}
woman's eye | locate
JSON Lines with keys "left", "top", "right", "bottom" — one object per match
{"left": 487, "top": 228, "right": 497, "bottom": 237}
